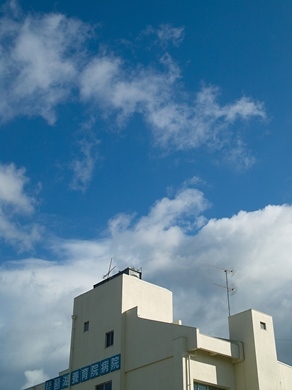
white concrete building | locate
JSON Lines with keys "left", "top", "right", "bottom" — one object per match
{"left": 27, "top": 267, "right": 292, "bottom": 390}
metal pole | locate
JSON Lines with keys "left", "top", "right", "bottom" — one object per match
{"left": 225, "top": 270, "right": 231, "bottom": 317}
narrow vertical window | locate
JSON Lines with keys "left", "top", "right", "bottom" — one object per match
{"left": 260, "top": 321, "right": 266, "bottom": 330}
{"left": 105, "top": 330, "right": 114, "bottom": 347}
{"left": 84, "top": 321, "right": 89, "bottom": 332}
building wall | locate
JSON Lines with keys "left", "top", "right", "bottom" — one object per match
{"left": 120, "top": 275, "right": 173, "bottom": 322}
{"left": 69, "top": 275, "right": 124, "bottom": 371}
{"left": 25, "top": 270, "right": 292, "bottom": 390}
{"left": 229, "top": 309, "right": 285, "bottom": 390}
{"left": 125, "top": 357, "right": 174, "bottom": 390}
{"left": 69, "top": 273, "right": 172, "bottom": 369}
{"left": 278, "top": 362, "right": 292, "bottom": 389}
{"left": 124, "top": 306, "right": 198, "bottom": 372}
{"left": 63, "top": 272, "right": 174, "bottom": 390}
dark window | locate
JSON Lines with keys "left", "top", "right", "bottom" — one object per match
{"left": 83, "top": 321, "right": 89, "bottom": 332}
{"left": 260, "top": 321, "right": 266, "bottom": 330}
{"left": 105, "top": 330, "right": 114, "bottom": 347}
{"left": 96, "top": 381, "right": 112, "bottom": 390}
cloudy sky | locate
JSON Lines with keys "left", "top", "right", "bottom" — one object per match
{"left": 0, "top": 0, "right": 292, "bottom": 388}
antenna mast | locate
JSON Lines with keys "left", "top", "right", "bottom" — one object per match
{"left": 210, "top": 265, "right": 236, "bottom": 317}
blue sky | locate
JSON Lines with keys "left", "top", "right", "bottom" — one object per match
{"left": 1, "top": 1, "right": 292, "bottom": 388}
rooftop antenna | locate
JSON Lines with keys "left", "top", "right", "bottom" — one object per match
{"left": 210, "top": 265, "right": 237, "bottom": 317}
{"left": 103, "top": 258, "right": 116, "bottom": 279}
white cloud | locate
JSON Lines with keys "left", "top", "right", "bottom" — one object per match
{"left": 20, "top": 369, "right": 49, "bottom": 390}
{"left": 145, "top": 24, "right": 185, "bottom": 47}
{"left": 134, "top": 188, "right": 209, "bottom": 232}
{"left": 0, "top": 7, "right": 89, "bottom": 124}
{"left": 79, "top": 56, "right": 122, "bottom": 105}
{"left": 0, "top": 258, "right": 81, "bottom": 390}
{"left": 80, "top": 56, "right": 266, "bottom": 168}
{"left": 0, "top": 163, "right": 41, "bottom": 250}
{"left": 222, "top": 138, "right": 256, "bottom": 170}
{"left": 0, "top": 4, "right": 266, "bottom": 173}
{"left": 70, "top": 129, "right": 100, "bottom": 192}
{"left": 0, "top": 163, "right": 34, "bottom": 213}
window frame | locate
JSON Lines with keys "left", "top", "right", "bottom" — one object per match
{"left": 96, "top": 380, "right": 112, "bottom": 390}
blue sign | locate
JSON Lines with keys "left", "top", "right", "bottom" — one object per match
{"left": 61, "top": 374, "right": 69, "bottom": 389}
{"left": 43, "top": 353, "right": 121, "bottom": 389}
{"left": 80, "top": 365, "right": 90, "bottom": 382}
{"left": 45, "top": 380, "right": 53, "bottom": 390}
{"left": 100, "top": 358, "right": 110, "bottom": 376}
{"left": 90, "top": 361, "right": 100, "bottom": 378}
{"left": 71, "top": 369, "right": 80, "bottom": 386}
{"left": 110, "top": 354, "right": 121, "bottom": 372}
{"left": 53, "top": 377, "right": 61, "bottom": 390}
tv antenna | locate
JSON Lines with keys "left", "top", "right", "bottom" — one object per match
{"left": 103, "top": 258, "right": 116, "bottom": 279}
{"left": 210, "top": 265, "right": 237, "bottom": 317}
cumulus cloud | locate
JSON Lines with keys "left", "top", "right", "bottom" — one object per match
{"left": 134, "top": 188, "right": 209, "bottom": 232}
{"left": 0, "top": 258, "right": 79, "bottom": 390}
{"left": 0, "top": 163, "right": 41, "bottom": 250}
{"left": 1, "top": 184, "right": 292, "bottom": 389}
{"left": 21, "top": 369, "right": 49, "bottom": 390}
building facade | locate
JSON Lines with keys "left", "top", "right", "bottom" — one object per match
{"left": 27, "top": 267, "right": 292, "bottom": 390}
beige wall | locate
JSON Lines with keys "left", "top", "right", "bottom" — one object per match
{"left": 25, "top": 271, "right": 292, "bottom": 390}
{"left": 278, "top": 362, "right": 292, "bottom": 389}
{"left": 124, "top": 306, "right": 197, "bottom": 372}
{"left": 125, "top": 357, "right": 174, "bottom": 390}
{"left": 189, "top": 351, "right": 237, "bottom": 390}
{"left": 69, "top": 274, "right": 173, "bottom": 369}
{"left": 124, "top": 305, "right": 239, "bottom": 390}
{"left": 229, "top": 309, "right": 292, "bottom": 390}
{"left": 121, "top": 275, "right": 173, "bottom": 322}
{"left": 69, "top": 275, "right": 124, "bottom": 370}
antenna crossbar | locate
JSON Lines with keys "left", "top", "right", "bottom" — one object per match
{"left": 103, "top": 258, "right": 116, "bottom": 279}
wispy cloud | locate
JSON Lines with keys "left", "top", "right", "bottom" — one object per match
{"left": 223, "top": 138, "right": 256, "bottom": 170}
{"left": 0, "top": 2, "right": 267, "bottom": 198}
{"left": 70, "top": 128, "right": 100, "bottom": 192}
{"left": 145, "top": 24, "right": 185, "bottom": 47}
{"left": 80, "top": 56, "right": 266, "bottom": 168}
{"left": 0, "top": 5, "right": 90, "bottom": 124}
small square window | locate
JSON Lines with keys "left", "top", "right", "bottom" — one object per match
{"left": 105, "top": 330, "right": 114, "bottom": 347}
{"left": 260, "top": 321, "right": 266, "bottom": 330}
{"left": 84, "top": 321, "right": 89, "bottom": 332}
